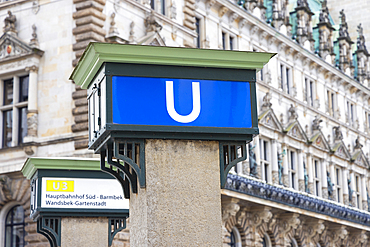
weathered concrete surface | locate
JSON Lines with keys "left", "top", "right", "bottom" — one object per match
{"left": 130, "top": 139, "right": 222, "bottom": 246}
{"left": 61, "top": 217, "right": 108, "bottom": 247}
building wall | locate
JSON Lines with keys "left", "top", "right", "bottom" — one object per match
{"left": 0, "top": 0, "right": 369, "bottom": 246}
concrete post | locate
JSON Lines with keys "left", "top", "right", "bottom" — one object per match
{"left": 129, "top": 139, "right": 222, "bottom": 246}
{"left": 61, "top": 217, "right": 108, "bottom": 247}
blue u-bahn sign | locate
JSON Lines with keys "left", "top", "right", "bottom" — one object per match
{"left": 70, "top": 44, "right": 275, "bottom": 152}
{"left": 86, "top": 62, "right": 259, "bottom": 151}
{"left": 112, "top": 76, "right": 252, "bottom": 128}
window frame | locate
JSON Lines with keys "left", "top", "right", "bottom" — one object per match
{"left": 259, "top": 138, "right": 271, "bottom": 183}
{"left": 355, "top": 174, "right": 362, "bottom": 209}
{"left": 304, "top": 76, "right": 316, "bottom": 107}
{"left": 4, "top": 205, "right": 26, "bottom": 247}
{"left": 313, "top": 158, "right": 321, "bottom": 197}
{"left": 151, "top": 0, "right": 166, "bottom": 15}
{"left": 335, "top": 166, "right": 343, "bottom": 203}
{"left": 346, "top": 100, "right": 356, "bottom": 127}
{"left": 280, "top": 63, "right": 292, "bottom": 94}
{"left": 0, "top": 74, "right": 29, "bottom": 148}
{"left": 288, "top": 149, "right": 298, "bottom": 190}
{"left": 326, "top": 89, "right": 336, "bottom": 117}
{"left": 221, "top": 30, "right": 237, "bottom": 51}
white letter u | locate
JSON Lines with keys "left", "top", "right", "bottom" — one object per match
{"left": 165, "top": 81, "right": 201, "bottom": 123}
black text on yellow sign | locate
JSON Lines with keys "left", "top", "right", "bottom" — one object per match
{"left": 46, "top": 180, "right": 74, "bottom": 192}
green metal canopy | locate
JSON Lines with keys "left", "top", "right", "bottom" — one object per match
{"left": 70, "top": 43, "right": 276, "bottom": 89}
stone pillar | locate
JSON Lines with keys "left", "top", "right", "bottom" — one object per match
{"left": 282, "top": 145, "right": 289, "bottom": 187}
{"left": 350, "top": 172, "right": 356, "bottom": 206}
{"left": 26, "top": 66, "right": 38, "bottom": 137}
{"left": 361, "top": 175, "right": 367, "bottom": 211}
{"left": 343, "top": 169, "right": 349, "bottom": 205}
{"left": 271, "top": 140, "right": 278, "bottom": 184}
{"left": 61, "top": 217, "right": 108, "bottom": 247}
{"left": 130, "top": 139, "right": 222, "bottom": 246}
{"left": 330, "top": 163, "right": 336, "bottom": 201}
{"left": 307, "top": 154, "right": 314, "bottom": 193}
{"left": 298, "top": 150, "right": 304, "bottom": 192}
{"left": 321, "top": 159, "right": 328, "bottom": 199}
{"left": 254, "top": 136, "right": 261, "bottom": 179}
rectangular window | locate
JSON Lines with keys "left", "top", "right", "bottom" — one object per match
{"left": 0, "top": 75, "right": 29, "bottom": 148}
{"left": 229, "top": 36, "right": 234, "bottom": 51}
{"left": 151, "top": 0, "right": 166, "bottom": 15}
{"left": 195, "top": 18, "right": 200, "bottom": 48}
{"left": 222, "top": 32, "right": 226, "bottom": 50}
{"left": 347, "top": 101, "right": 356, "bottom": 126}
{"left": 355, "top": 175, "right": 361, "bottom": 209}
{"left": 280, "top": 64, "right": 292, "bottom": 94}
{"left": 335, "top": 167, "right": 342, "bottom": 203}
{"left": 304, "top": 77, "right": 315, "bottom": 107}
{"left": 288, "top": 150, "right": 297, "bottom": 189}
{"left": 313, "top": 159, "right": 320, "bottom": 197}
{"left": 327, "top": 90, "right": 335, "bottom": 117}
{"left": 259, "top": 139, "right": 270, "bottom": 183}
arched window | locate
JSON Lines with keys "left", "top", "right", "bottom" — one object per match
{"left": 4, "top": 205, "right": 25, "bottom": 247}
{"left": 228, "top": 226, "right": 242, "bottom": 247}
{"left": 262, "top": 233, "right": 272, "bottom": 247}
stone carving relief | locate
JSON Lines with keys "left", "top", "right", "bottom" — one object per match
{"left": 3, "top": 11, "right": 16, "bottom": 34}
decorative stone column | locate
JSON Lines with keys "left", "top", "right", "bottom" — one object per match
{"left": 254, "top": 135, "right": 261, "bottom": 179}
{"left": 321, "top": 158, "right": 328, "bottom": 199}
{"left": 361, "top": 175, "right": 367, "bottom": 211}
{"left": 271, "top": 140, "right": 278, "bottom": 184}
{"left": 350, "top": 172, "right": 356, "bottom": 206}
{"left": 298, "top": 150, "right": 304, "bottom": 192}
{"left": 330, "top": 162, "right": 336, "bottom": 201}
{"left": 307, "top": 154, "right": 314, "bottom": 193}
{"left": 343, "top": 169, "right": 349, "bottom": 205}
{"left": 26, "top": 65, "right": 38, "bottom": 137}
{"left": 282, "top": 144, "right": 289, "bottom": 187}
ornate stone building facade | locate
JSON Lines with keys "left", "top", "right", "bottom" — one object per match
{"left": 0, "top": 0, "right": 370, "bottom": 246}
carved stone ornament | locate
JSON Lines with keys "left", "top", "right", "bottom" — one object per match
{"left": 0, "top": 175, "right": 13, "bottom": 202}
{"left": 29, "top": 24, "right": 39, "bottom": 47}
{"left": 145, "top": 10, "right": 162, "bottom": 33}
{"left": 333, "top": 126, "right": 343, "bottom": 141}
{"left": 129, "top": 21, "right": 136, "bottom": 44}
{"left": 3, "top": 11, "right": 17, "bottom": 34}
{"left": 219, "top": 6, "right": 229, "bottom": 18}
{"left": 170, "top": 0, "right": 177, "bottom": 20}
{"left": 354, "top": 136, "right": 363, "bottom": 149}
{"left": 312, "top": 115, "right": 322, "bottom": 131}
{"left": 288, "top": 104, "right": 298, "bottom": 122}
{"left": 339, "top": 10, "right": 350, "bottom": 38}
{"left": 108, "top": 13, "right": 119, "bottom": 36}
{"left": 319, "top": 0, "right": 330, "bottom": 23}
{"left": 261, "top": 92, "right": 272, "bottom": 112}
{"left": 222, "top": 201, "right": 240, "bottom": 222}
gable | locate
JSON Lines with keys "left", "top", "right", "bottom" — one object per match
{"left": 284, "top": 121, "right": 308, "bottom": 142}
{"left": 331, "top": 141, "right": 351, "bottom": 160}
{"left": 0, "top": 33, "right": 35, "bottom": 61}
{"left": 258, "top": 109, "right": 283, "bottom": 132}
{"left": 352, "top": 150, "right": 370, "bottom": 168}
{"left": 137, "top": 31, "right": 166, "bottom": 46}
{"left": 310, "top": 130, "right": 330, "bottom": 151}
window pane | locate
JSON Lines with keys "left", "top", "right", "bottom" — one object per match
{"left": 4, "top": 79, "right": 13, "bottom": 105}
{"left": 195, "top": 18, "right": 200, "bottom": 48}
{"left": 18, "top": 107, "right": 28, "bottom": 144}
{"left": 230, "top": 37, "right": 234, "bottom": 50}
{"left": 222, "top": 32, "right": 226, "bottom": 50}
{"left": 286, "top": 68, "right": 290, "bottom": 94}
{"left": 3, "top": 110, "right": 13, "bottom": 147}
{"left": 19, "top": 76, "right": 29, "bottom": 102}
{"left": 5, "top": 205, "right": 25, "bottom": 247}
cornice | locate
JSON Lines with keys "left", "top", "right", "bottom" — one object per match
{"left": 70, "top": 42, "right": 275, "bottom": 89}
